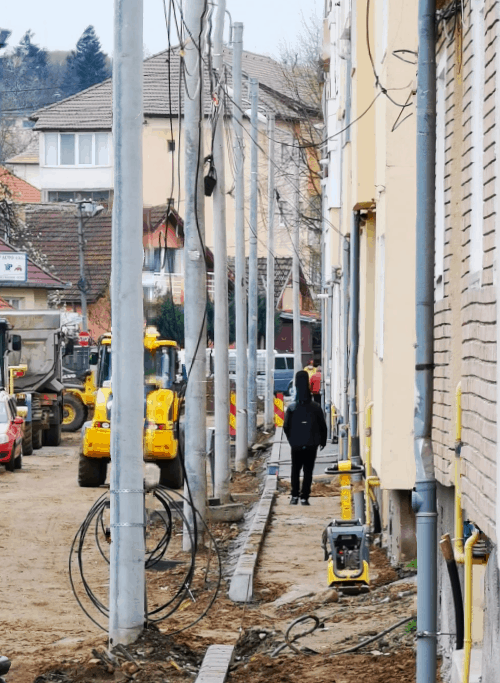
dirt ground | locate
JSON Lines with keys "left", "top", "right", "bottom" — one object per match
{"left": 0, "top": 432, "right": 437, "bottom": 683}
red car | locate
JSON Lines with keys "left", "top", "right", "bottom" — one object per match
{"left": 0, "top": 392, "right": 24, "bottom": 472}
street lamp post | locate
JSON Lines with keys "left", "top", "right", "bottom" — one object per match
{"left": 76, "top": 200, "right": 104, "bottom": 333}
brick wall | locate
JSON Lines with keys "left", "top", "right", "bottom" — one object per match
{"left": 433, "top": 0, "right": 498, "bottom": 542}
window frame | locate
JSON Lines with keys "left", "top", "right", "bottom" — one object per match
{"left": 43, "top": 132, "right": 110, "bottom": 168}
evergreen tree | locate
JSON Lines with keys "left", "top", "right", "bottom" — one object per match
{"left": 63, "top": 26, "right": 111, "bottom": 97}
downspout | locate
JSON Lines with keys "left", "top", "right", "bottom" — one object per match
{"left": 349, "top": 211, "right": 363, "bottom": 521}
{"left": 411, "top": 1, "right": 437, "bottom": 682}
{"left": 325, "top": 281, "right": 334, "bottom": 438}
{"left": 341, "top": 236, "right": 350, "bottom": 461}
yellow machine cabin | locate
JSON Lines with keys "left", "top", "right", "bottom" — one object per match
{"left": 78, "top": 328, "right": 184, "bottom": 488}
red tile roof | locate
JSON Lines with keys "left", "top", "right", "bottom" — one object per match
{"left": 0, "top": 167, "right": 41, "bottom": 203}
{"left": 0, "top": 239, "right": 67, "bottom": 289}
{"left": 23, "top": 204, "right": 111, "bottom": 303}
{"left": 0, "top": 298, "right": 14, "bottom": 309}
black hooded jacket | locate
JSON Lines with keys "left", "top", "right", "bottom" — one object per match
{"left": 283, "top": 371, "right": 328, "bottom": 449}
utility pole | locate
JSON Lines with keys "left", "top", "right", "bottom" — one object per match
{"left": 76, "top": 206, "right": 89, "bottom": 333}
{"left": 76, "top": 201, "right": 104, "bottom": 332}
{"left": 233, "top": 23, "right": 248, "bottom": 470}
{"left": 212, "top": 0, "right": 230, "bottom": 504}
{"left": 183, "top": 0, "right": 208, "bottom": 545}
{"left": 264, "top": 113, "right": 275, "bottom": 431}
{"left": 109, "top": 0, "right": 145, "bottom": 648}
{"left": 293, "top": 144, "right": 302, "bottom": 375}
{"left": 247, "top": 78, "right": 259, "bottom": 446}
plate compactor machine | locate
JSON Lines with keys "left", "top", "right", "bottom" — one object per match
{"left": 322, "top": 417, "right": 381, "bottom": 594}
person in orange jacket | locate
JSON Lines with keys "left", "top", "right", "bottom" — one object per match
{"left": 310, "top": 366, "right": 321, "bottom": 404}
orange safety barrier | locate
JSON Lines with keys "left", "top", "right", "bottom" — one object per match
{"left": 229, "top": 391, "right": 236, "bottom": 436}
{"left": 274, "top": 392, "right": 284, "bottom": 427}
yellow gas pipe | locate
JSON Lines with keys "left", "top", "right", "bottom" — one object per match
{"left": 364, "top": 402, "right": 379, "bottom": 529}
{"left": 453, "top": 383, "right": 488, "bottom": 683}
{"left": 463, "top": 528, "right": 479, "bottom": 683}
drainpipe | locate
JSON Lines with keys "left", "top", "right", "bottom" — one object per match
{"left": 349, "top": 211, "right": 363, "bottom": 521}
{"left": 325, "top": 281, "right": 334, "bottom": 438}
{"left": 411, "top": 2, "right": 437, "bottom": 682}
{"left": 341, "top": 237, "right": 350, "bottom": 461}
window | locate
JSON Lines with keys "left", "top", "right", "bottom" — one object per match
{"left": 44, "top": 132, "right": 110, "bottom": 167}
{"left": 435, "top": 51, "right": 446, "bottom": 301}
{"left": 79, "top": 134, "right": 93, "bottom": 165}
{"left": 3, "top": 298, "right": 23, "bottom": 310}
{"left": 168, "top": 140, "right": 176, "bottom": 152}
{"left": 470, "top": 0, "right": 485, "bottom": 284}
{"left": 60, "top": 134, "right": 75, "bottom": 165}
{"left": 45, "top": 133, "right": 58, "bottom": 166}
{"left": 275, "top": 358, "right": 287, "bottom": 370}
{"left": 47, "top": 190, "right": 111, "bottom": 203}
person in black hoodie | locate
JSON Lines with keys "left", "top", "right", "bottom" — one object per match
{"left": 283, "top": 370, "right": 328, "bottom": 505}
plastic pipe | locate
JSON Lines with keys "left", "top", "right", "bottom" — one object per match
{"left": 439, "top": 533, "right": 464, "bottom": 650}
{"left": 412, "top": 2, "right": 438, "bottom": 682}
{"left": 365, "top": 401, "right": 374, "bottom": 528}
{"left": 454, "top": 382, "right": 464, "bottom": 561}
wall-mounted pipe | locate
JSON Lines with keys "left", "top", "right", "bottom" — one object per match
{"left": 412, "top": 1, "right": 437, "bottom": 681}
{"left": 454, "top": 382, "right": 464, "bottom": 562}
{"left": 349, "top": 212, "right": 363, "bottom": 522}
{"left": 463, "top": 527, "right": 479, "bottom": 683}
{"left": 341, "top": 237, "right": 350, "bottom": 461}
{"left": 439, "top": 533, "right": 464, "bottom": 650}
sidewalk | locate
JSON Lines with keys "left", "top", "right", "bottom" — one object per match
{"left": 268, "top": 426, "right": 339, "bottom": 479}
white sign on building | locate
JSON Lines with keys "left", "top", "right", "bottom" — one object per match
{"left": 0, "top": 253, "right": 28, "bottom": 282}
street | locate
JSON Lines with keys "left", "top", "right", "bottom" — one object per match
{"left": 0, "top": 433, "right": 424, "bottom": 682}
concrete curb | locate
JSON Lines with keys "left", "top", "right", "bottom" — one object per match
{"left": 228, "top": 470, "right": 278, "bottom": 603}
{"left": 268, "top": 427, "right": 282, "bottom": 466}
{"left": 195, "top": 644, "right": 234, "bottom": 683}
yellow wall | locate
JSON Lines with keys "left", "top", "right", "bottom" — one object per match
{"left": 0, "top": 288, "right": 49, "bottom": 309}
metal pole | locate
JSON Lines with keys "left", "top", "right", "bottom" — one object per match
{"left": 212, "top": 0, "right": 230, "bottom": 504}
{"left": 293, "top": 144, "right": 301, "bottom": 374}
{"left": 412, "top": 1, "right": 437, "bottom": 682}
{"left": 325, "top": 282, "right": 333, "bottom": 435}
{"left": 264, "top": 113, "right": 275, "bottom": 431}
{"left": 247, "top": 78, "right": 259, "bottom": 446}
{"left": 349, "top": 212, "right": 363, "bottom": 521}
{"left": 341, "top": 237, "right": 350, "bottom": 460}
{"left": 0, "top": 29, "right": 11, "bottom": 165}
{"left": 233, "top": 22, "right": 248, "bottom": 470}
{"left": 183, "top": 0, "right": 207, "bottom": 544}
{"left": 109, "top": 0, "right": 145, "bottom": 647}
{"left": 77, "top": 206, "right": 88, "bottom": 332}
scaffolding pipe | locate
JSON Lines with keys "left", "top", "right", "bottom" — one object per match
{"left": 109, "top": 0, "right": 145, "bottom": 647}
{"left": 412, "top": 1, "right": 437, "bottom": 681}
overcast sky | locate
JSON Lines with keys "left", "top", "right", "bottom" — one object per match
{"left": 1, "top": 1, "right": 321, "bottom": 60}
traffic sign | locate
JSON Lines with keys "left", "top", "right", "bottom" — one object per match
{"left": 79, "top": 331, "right": 90, "bottom": 347}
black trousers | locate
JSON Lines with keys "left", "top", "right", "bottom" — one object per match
{"left": 291, "top": 446, "right": 317, "bottom": 499}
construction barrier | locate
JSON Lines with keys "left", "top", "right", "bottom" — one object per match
{"left": 229, "top": 391, "right": 236, "bottom": 436}
{"left": 274, "top": 392, "right": 284, "bottom": 427}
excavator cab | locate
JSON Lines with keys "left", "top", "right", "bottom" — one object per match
{"left": 78, "top": 328, "right": 184, "bottom": 488}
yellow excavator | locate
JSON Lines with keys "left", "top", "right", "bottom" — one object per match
{"left": 78, "top": 327, "right": 184, "bottom": 488}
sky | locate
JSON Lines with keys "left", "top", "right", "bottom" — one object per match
{"left": 1, "top": 0, "right": 321, "bottom": 60}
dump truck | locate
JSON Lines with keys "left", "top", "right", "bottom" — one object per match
{"left": 78, "top": 327, "right": 185, "bottom": 487}
{"left": 62, "top": 341, "right": 97, "bottom": 431}
{"left": 3, "top": 311, "right": 65, "bottom": 454}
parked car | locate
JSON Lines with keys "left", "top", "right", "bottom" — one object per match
{"left": 0, "top": 392, "right": 24, "bottom": 472}
{"left": 255, "top": 353, "right": 295, "bottom": 397}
